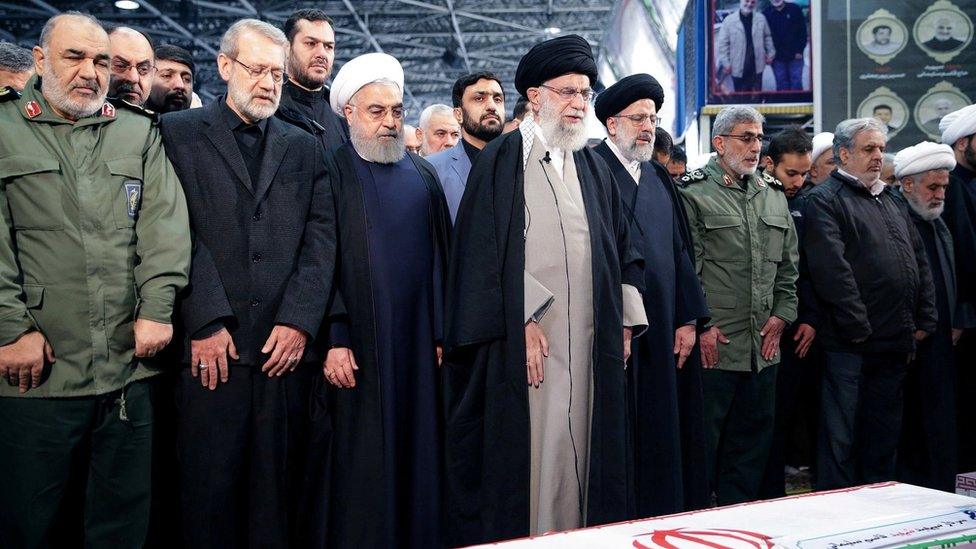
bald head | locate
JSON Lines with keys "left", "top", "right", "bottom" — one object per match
{"left": 34, "top": 12, "right": 110, "bottom": 121}
{"left": 108, "top": 26, "right": 154, "bottom": 105}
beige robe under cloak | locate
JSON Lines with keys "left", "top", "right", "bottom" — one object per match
{"left": 522, "top": 133, "right": 645, "bottom": 535}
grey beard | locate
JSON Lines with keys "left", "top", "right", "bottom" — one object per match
{"left": 613, "top": 134, "right": 655, "bottom": 163}
{"left": 350, "top": 125, "right": 406, "bottom": 164}
{"left": 42, "top": 65, "right": 106, "bottom": 119}
{"left": 229, "top": 83, "right": 279, "bottom": 122}
{"left": 906, "top": 195, "right": 944, "bottom": 221}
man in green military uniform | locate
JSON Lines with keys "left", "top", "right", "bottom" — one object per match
{"left": 0, "top": 12, "right": 190, "bottom": 547}
{"left": 677, "top": 105, "right": 798, "bottom": 505}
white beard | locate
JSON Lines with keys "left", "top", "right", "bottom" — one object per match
{"left": 905, "top": 193, "right": 944, "bottom": 221}
{"left": 537, "top": 94, "right": 589, "bottom": 152}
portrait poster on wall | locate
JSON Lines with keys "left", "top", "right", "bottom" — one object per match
{"left": 817, "top": 0, "right": 974, "bottom": 148}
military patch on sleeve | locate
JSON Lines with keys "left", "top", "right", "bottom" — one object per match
{"left": 678, "top": 169, "right": 706, "bottom": 187}
{"left": 762, "top": 171, "right": 785, "bottom": 191}
{"left": 124, "top": 180, "right": 142, "bottom": 219}
{"left": 0, "top": 86, "right": 20, "bottom": 103}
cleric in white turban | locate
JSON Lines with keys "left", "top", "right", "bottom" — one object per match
{"left": 810, "top": 131, "right": 836, "bottom": 184}
{"left": 940, "top": 104, "right": 976, "bottom": 147}
{"left": 894, "top": 139, "right": 960, "bottom": 494}
{"left": 895, "top": 141, "right": 957, "bottom": 182}
{"left": 329, "top": 52, "right": 404, "bottom": 114}
{"left": 316, "top": 50, "right": 453, "bottom": 549}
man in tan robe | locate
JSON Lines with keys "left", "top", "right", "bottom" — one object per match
{"left": 443, "top": 34, "right": 647, "bottom": 544}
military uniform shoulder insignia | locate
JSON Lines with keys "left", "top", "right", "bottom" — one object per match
{"left": 0, "top": 86, "right": 20, "bottom": 103}
{"left": 762, "top": 171, "right": 785, "bottom": 191}
{"left": 108, "top": 97, "right": 159, "bottom": 123}
{"left": 678, "top": 169, "right": 706, "bottom": 187}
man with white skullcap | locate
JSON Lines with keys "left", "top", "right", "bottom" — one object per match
{"left": 938, "top": 103, "right": 976, "bottom": 473}
{"left": 893, "top": 142, "right": 959, "bottom": 492}
{"left": 317, "top": 51, "right": 451, "bottom": 548}
{"left": 808, "top": 132, "right": 837, "bottom": 184}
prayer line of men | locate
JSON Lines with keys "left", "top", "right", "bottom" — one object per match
{"left": 2, "top": 8, "right": 975, "bottom": 549}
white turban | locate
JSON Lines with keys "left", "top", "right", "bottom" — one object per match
{"left": 940, "top": 104, "right": 976, "bottom": 146}
{"left": 329, "top": 52, "right": 404, "bottom": 115}
{"left": 812, "top": 132, "right": 834, "bottom": 163}
{"left": 894, "top": 141, "right": 956, "bottom": 180}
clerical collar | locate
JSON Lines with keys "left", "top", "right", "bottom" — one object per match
{"left": 838, "top": 168, "right": 885, "bottom": 196}
{"left": 284, "top": 79, "right": 326, "bottom": 105}
{"left": 604, "top": 137, "right": 641, "bottom": 184}
{"left": 461, "top": 137, "right": 480, "bottom": 164}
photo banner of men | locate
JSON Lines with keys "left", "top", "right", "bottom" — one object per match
{"left": 708, "top": 0, "right": 814, "bottom": 104}
{"left": 816, "top": 0, "right": 975, "bottom": 149}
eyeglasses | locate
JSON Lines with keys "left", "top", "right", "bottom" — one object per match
{"left": 612, "top": 113, "right": 661, "bottom": 127}
{"left": 348, "top": 104, "right": 406, "bottom": 121}
{"left": 539, "top": 84, "right": 594, "bottom": 102}
{"left": 231, "top": 57, "right": 284, "bottom": 84}
{"left": 111, "top": 57, "right": 155, "bottom": 77}
{"left": 720, "top": 133, "right": 764, "bottom": 144}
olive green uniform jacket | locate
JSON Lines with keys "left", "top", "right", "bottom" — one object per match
{"left": 677, "top": 157, "right": 798, "bottom": 372}
{"left": 0, "top": 78, "right": 190, "bottom": 398}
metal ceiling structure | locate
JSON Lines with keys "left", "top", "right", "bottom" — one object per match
{"left": 0, "top": 0, "right": 619, "bottom": 120}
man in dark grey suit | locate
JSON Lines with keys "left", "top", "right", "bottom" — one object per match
{"left": 159, "top": 19, "right": 336, "bottom": 548}
{"left": 427, "top": 71, "right": 505, "bottom": 221}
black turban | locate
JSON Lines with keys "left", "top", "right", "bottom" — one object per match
{"left": 594, "top": 73, "right": 665, "bottom": 127}
{"left": 514, "top": 34, "right": 598, "bottom": 96}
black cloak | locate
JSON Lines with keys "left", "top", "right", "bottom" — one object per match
{"left": 442, "top": 128, "right": 644, "bottom": 546}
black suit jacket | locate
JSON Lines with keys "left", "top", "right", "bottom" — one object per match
{"left": 160, "top": 99, "right": 337, "bottom": 365}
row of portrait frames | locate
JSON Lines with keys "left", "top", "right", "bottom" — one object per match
{"left": 857, "top": 1, "right": 973, "bottom": 65}
{"left": 857, "top": 83, "right": 972, "bottom": 141}
{"left": 813, "top": 0, "right": 976, "bottom": 146}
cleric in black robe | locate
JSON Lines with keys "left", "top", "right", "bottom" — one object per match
{"left": 940, "top": 104, "right": 976, "bottom": 473}
{"left": 592, "top": 73, "right": 712, "bottom": 517}
{"left": 306, "top": 53, "right": 452, "bottom": 548}
{"left": 443, "top": 35, "right": 645, "bottom": 546}
{"left": 278, "top": 9, "right": 349, "bottom": 152}
{"left": 894, "top": 143, "right": 958, "bottom": 492}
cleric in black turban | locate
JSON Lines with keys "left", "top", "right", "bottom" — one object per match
{"left": 513, "top": 34, "right": 599, "bottom": 95}
{"left": 594, "top": 73, "right": 665, "bottom": 125}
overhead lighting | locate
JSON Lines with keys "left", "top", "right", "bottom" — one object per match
{"left": 545, "top": 26, "right": 561, "bottom": 35}
{"left": 115, "top": 0, "right": 140, "bottom": 10}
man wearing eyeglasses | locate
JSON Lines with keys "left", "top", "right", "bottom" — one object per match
{"left": 314, "top": 51, "right": 451, "bottom": 548}
{"left": 443, "top": 35, "right": 647, "bottom": 545}
{"left": 676, "top": 105, "right": 798, "bottom": 506}
{"left": 158, "top": 19, "right": 337, "bottom": 547}
{"left": 592, "top": 73, "right": 711, "bottom": 517}
{"left": 107, "top": 26, "right": 154, "bottom": 107}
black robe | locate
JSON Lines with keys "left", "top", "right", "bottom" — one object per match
{"left": 442, "top": 129, "right": 644, "bottom": 546}
{"left": 899, "top": 203, "right": 957, "bottom": 492}
{"left": 305, "top": 143, "right": 452, "bottom": 548}
{"left": 941, "top": 164, "right": 976, "bottom": 473}
{"left": 593, "top": 142, "right": 711, "bottom": 517}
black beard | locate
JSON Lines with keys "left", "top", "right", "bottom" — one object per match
{"left": 463, "top": 114, "right": 503, "bottom": 142}
{"left": 292, "top": 69, "right": 326, "bottom": 91}
{"left": 965, "top": 138, "right": 976, "bottom": 168}
{"left": 154, "top": 91, "right": 189, "bottom": 113}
